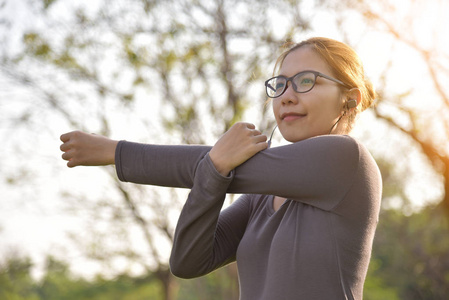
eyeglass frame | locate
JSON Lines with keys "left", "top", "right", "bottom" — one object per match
{"left": 265, "top": 70, "right": 352, "bottom": 98}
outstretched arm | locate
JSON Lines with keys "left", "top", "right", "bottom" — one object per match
{"left": 60, "top": 127, "right": 370, "bottom": 211}
{"left": 60, "top": 122, "right": 267, "bottom": 170}
{"left": 114, "top": 134, "right": 367, "bottom": 211}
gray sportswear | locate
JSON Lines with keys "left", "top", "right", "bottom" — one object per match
{"left": 115, "top": 135, "right": 382, "bottom": 300}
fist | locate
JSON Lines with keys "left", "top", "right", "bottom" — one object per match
{"left": 60, "top": 131, "right": 118, "bottom": 167}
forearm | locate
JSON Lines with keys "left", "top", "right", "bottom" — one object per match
{"left": 115, "top": 121, "right": 268, "bottom": 188}
{"left": 115, "top": 141, "right": 212, "bottom": 188}
{"left": 170, "top": 155, "right": 235, "bottom": 278}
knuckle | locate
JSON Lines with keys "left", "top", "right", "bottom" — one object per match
{"left": 71, "top": 130, "right": 83, "bottom": 139}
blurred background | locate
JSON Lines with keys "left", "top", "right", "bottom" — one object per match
{"left": 1, "top": 0, "right": 448, "bottom": 299}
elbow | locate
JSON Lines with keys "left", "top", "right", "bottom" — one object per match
{"left": 169, "top": 242, "right": 216, "bottom": 278}
{"left": 169, "top": 258, "right": 190, "bottom": 279}
{"left": 169, "top": 256, "right": 202, "bottom": 279}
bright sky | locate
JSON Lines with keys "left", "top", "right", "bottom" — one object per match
{"left": 1, "top": 0, "right": 448, "bottom": 279}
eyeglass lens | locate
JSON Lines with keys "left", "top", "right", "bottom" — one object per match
{"left": 266, "top": 72, "right": 316, "bottom": 98}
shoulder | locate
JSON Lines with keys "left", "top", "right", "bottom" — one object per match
{"left": 264, "top": 135, "right": 363, "bottom": 175}
{"left": 316, "top": 135, "right": 382, "bottom": 199}
{"left": 323, "top": 135, "right": 380, "bottom": 173}
{"left": 303, "top": 135, "right": 376, "bottom": 165}
{"left": 299, "top": 135, "right": 380, "bottom": 185}
{"left": 302, "top": 134, "right": 361, "bottom": 152}
{"left": 285, "top": 134, "right": 362, "bottom": 166}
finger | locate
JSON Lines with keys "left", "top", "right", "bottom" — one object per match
{"left": 249, "top": 140, "right": 268, "bottom": 153}
{"left": 67, "top": 159, "right": 77, "bottom": 168}
{"left": 257, "top": 134, "right": 268, "bottom": 142}
{"left": 60, "top": 142, "right": 71, "bottom": 152}
{"left": 63, "top": 152, "right": 79, "bottom": 168}
{"left": 233, "top": 122, "right": 254, "bottom": 131}
{"left": 251, "top": 129, "right": 262, "bottom": 136}
{"left": 255, "top": 141, "right": 269, "bottom": 151}
{"left": 253, "top": 134, "right": 268, "bottom": 143}
{"left": 60, "top": 132, "right": 73, "bottom": 142}
{"left": 61, "top": 150, "right": 73, "bottom": 161}
{"left": 241, "top": 122, "right": 255, "bottom": 130}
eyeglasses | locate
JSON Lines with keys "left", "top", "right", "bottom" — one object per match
{"left": 265, "top": 70, "right": 351, "bottom": 98}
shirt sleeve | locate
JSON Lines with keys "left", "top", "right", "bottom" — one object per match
{"left": 115, "top": 142, "right": 211, "bottom": 188}
{"left": 169, "top": 155, "right": 252, "bottom": 278}
{"left": 115, "top": 135, "right": 366, "bottom": 210}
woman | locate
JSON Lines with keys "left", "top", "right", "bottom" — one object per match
{"left": 60, "top": 37, "right": 382, "bottom": 299}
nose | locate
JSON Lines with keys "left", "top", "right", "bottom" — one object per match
{"left": 279, "top": 81, "right": 299, "bottom": 105}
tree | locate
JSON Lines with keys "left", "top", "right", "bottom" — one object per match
{"left": 0, "top": 254, "right": 166, "bottom": 299}
{"left": 362, "top": 156, "right": 449, "bottom": 299}
{"left": 367, "top": 205, "right": 449, "bottom": 299}
{"left": 0, "top": 254, "right": 39, "bottom": 300}
{"left": 0, "top": 0, "right": 312, "bottom": 298}
{"left": 332, "top": 0, "right": 449, "bottom": 215}
{"left": 4, "top": 0, "right": 446, "bottom": 298}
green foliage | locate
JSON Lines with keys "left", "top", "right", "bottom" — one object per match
{"left": 363, "top": 259, "right": 401, "bottom": 300}
{"left": 365, "top": 206, "right": 449, "bottom": 300}
{"left": 0, "top": 256, "right": 39, "bottom": 300}
{"left": 176, "top": 265, "right": 239, "bottom": 300}
{"left": 2, "top": 211, "right": 449, "bottom": 300}
{"left": 7, "top": 0, "right": 306, "bottom": 142}
{"left": 0, "top": 256, "right": 163, "bottom": 300}
{"left": 23, "top": 32, "right": 52, "bottom": 59}
{"left": 43, "top": 0, "right": 58, "bottom": 10}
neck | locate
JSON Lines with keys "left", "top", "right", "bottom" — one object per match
{"left": 328, "top": 112, "right": 346, "bottom": 134}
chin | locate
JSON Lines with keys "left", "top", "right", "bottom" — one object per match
{"left": 280, "top": 128, "right": 328, "bottom": 143}
{"left": 282, "top": 133, "right": 310, "bottom": 143}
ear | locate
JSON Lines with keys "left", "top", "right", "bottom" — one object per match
{"left": 345, "top": 88, "right": 362, "bottom": 111}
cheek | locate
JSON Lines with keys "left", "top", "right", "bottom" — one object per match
{"left": 312, "top": 91, "right": 344, "bottom": 114}
{"left": 305, "top": 96, "right": 343, "bottom": 127}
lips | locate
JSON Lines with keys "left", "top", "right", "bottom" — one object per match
{"left": 281, "top": 112, "right": 306, "bottom": 121}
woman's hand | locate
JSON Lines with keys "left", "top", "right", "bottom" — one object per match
{"left": 60, "top": 131, "right": 118, "bottom": 168}
{"left": 209, "top": 122, "right": 268, "bottom": 176}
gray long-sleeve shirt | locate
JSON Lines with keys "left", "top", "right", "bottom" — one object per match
{"left": 115, "top": 134, "right": 382, "bottom": 300}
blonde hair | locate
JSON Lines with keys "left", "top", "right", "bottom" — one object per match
{"left": 274, "top": 37, "right": 376, "bottom": 132}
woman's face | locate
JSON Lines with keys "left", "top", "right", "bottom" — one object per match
{"left": 272, "top": 46, "right": 346, "bottom": 143}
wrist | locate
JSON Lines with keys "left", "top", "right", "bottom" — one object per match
{"left": 105, "top": 139, "right": 119, "bottom": 165}
{"left": 209, "top": 151, "right": 232, "bottom": 177}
